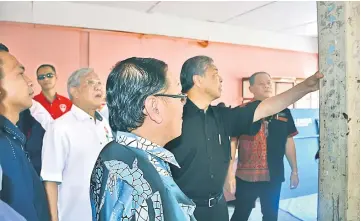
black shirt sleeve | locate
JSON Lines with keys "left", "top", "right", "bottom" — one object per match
{"left": 223, "top": 100, "right": 262, "bottom": 137}
{"left": 285, "top": 109, "right": 298, "bottom": 137}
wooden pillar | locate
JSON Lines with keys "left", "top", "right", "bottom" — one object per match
{"left": 317, "top": 1, "right": 360, "bottom": 221}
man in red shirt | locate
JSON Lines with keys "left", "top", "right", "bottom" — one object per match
{"left": 227, "top": 72, "right": 299, "bottom": 221}
{"left": 34, "top": 64, "right": 72, "bottom": 119}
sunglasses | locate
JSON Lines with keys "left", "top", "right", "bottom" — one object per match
{"left": 37, "top": 73, "right": 55, "bottom": 80}
{"left": 154, "top": 93, "right": 188, "bottom": 104}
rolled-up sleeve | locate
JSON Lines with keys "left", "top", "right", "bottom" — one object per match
{"left": 286, "top": 109, "right": 298, "bottom": 137}
{"left": 40, "top": 122, "right": 69, "bottom": 183}
{"left": 223, "top": 101, "right": 263, "bottom": 137}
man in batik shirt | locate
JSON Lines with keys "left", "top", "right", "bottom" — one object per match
{"left": 227, "top": 72, "right": 299, "bottom": 221}
{"left": 90, "top": 57, "right": 196, "bottom": 221}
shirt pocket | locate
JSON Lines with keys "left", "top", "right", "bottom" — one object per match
{"left": 219, "top": 134, "right": 231, "bottom": 163}
{"left": 277, "top": 116, "right": 288, "bottom": 123}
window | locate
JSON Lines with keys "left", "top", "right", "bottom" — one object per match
{"left": 275, "top": 81, "right": 294, "bottom": 108}
{"left": 294, "top": 79, "right": 319, "bottom": 109}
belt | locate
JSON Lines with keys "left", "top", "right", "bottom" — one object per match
{"left": 192, "top": 192, "right": 224, "bottom": 208}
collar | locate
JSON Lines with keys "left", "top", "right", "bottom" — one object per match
{"left": 54, "top": 93, "right": 61, "bottom": 100}
{"left": 71, "top": 105, "right": 103, "bottom": 122}
{"left": 39, "top": 92, "right": 61, "bottom": 102}
{"left": 115, "top": 131, "right": 180, "bottom": 168}
{"left": 184, "top": 99, "right": 212, "bottom": 117}
{"left": 0, "top": 115, "right": 26, "bottom": 145}
{"left": 240, "top": 98, "right": 260, "bottom": 107}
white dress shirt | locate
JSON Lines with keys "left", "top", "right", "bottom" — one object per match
{"left": 41, "top": 105, "right": 113, "bottom": 221}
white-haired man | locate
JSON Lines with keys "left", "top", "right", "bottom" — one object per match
{"left": 41, "top": 68, "right": 113, "bottom": 221}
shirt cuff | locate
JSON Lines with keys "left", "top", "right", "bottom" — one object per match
{"left": 40, "top": 171, "right": 63, "bottom": 183}
{"left": 288, "top": 131, "right": 299, "bottom": 138}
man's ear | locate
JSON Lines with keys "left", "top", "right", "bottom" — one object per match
{"left": 249, "top": 85, "right": 253, "bottom": 94}
{"left": 69, "top": 87, "right": 79, "bottom": 99}
{"left": 144, "top": 96, "right": 162, "bottom": 124}
{"left": 0, "top": 87, "right": 5, "bottom": 102}
{"left": 193, "top": 75, "right": 203, "bottom": 88}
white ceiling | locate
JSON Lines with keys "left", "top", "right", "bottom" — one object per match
{"left": 77, "top": 1, "right": 318, "bottom": 37}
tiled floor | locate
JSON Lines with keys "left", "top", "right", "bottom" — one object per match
{"left": 278, "top": 194, "right": 317, "bottom": 221}
{"left": 228, "top": 203, "right": 301, "bottom": 221}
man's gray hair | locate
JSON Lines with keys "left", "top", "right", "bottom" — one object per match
{"left": 180, "top": 56, "right": 214, "bottom": 93}
{"left": 67, "top": 68, "right": 94, "bottom": 100}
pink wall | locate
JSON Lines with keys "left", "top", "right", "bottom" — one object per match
{"left": 0, "top": 22, "right": 318, "bottom": 106}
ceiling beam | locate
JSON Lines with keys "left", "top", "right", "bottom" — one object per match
{"left": 0, "top": 1, "right": 318, "bottom": 53}
{"left": 277, "top": 20, "right": 317, "bottom": 32}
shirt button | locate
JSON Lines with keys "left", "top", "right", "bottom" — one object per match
{"left": 100, "top": 142, "right": 103, "bottom": 145}
{"left": 211, "top": 174, "right": 214, "bottom": 179}
{"left": 207, "top": 138, "right": 210, "bottom": 141}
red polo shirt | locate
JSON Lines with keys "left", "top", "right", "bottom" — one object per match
{"left": 33, "top": 92, "right": 72, "bottom": 119}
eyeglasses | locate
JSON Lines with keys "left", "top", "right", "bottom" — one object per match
{"left": 37, "top": 73, "right": 55, "bottom": 80}
{"left": 154, "top": 93, "right": 187, "bottom": 104}
{"left": 86, "top": 79, "right": 102, "bottom": 87}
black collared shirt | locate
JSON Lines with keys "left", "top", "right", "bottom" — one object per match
{"left": 17, "top": 110, "right": 45, "bottom": 176}
{"left": 266, "top": 108, "right": 298, "bottom": 182}
{"left": 0, "top": 115, "right": 50, "bottom": 221}
{"left": 165, "top": 100, "right": 261, "bottom": 199}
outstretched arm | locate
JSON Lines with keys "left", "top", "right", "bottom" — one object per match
{"left": 253, "top": 72, "right": 323, "bottom": 122}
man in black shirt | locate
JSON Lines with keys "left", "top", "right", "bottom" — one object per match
{"left": 228, "top": 72, "right": 299, "bottom": 221}
{"left": 165, "top": 56, "right": 322, "bottom": 221}
{"left": 17, "top": 109, "right": 45, "bottom": 175}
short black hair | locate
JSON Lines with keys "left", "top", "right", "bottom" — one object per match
{"left": 0, "top": 58, "right": 3, "bottom": 79}
{"left": 36, "top": 64, "right": 56, "bottom": 75}
{"left": 0, "top": 43, "right": 9, "bottom": 79}
{"left": 217, "top": 102, "right": 226, "bottom": 107}
{"left": 0, "top": 43, "right": 9, "bottom": 52}
{"left": 180, "top": 55, "right": 214, "bottom": 93}
{"left": 107, "top": 57, "right": 168, "bottom": 132}
{"left": 249, "top": 72, "right": 271, "bottom": 85}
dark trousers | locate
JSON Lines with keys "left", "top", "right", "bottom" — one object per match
{"left": 230, "top": 178, "right": 282, "bottom": 221}
{"left": 194, "top": 195, "right": 229, "bottom": 221}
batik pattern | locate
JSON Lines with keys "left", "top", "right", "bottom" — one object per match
{"left": 90, "top": 132, "right": 196, "bottom": 221}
